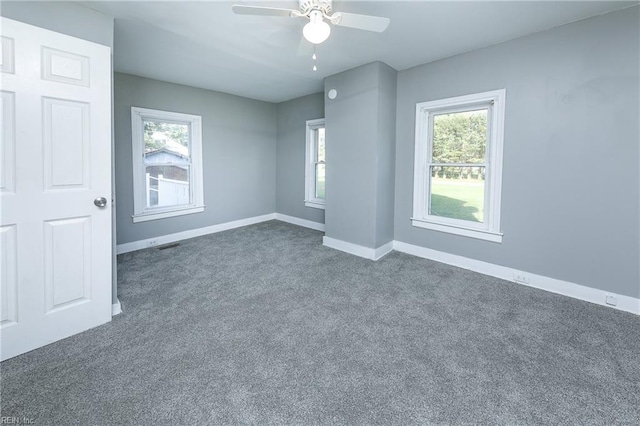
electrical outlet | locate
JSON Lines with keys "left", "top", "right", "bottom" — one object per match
{"left": 147, "top": 239, "right": 158, "bottom": 247}
{"left": 513, "top": 272, "right": 530, "bottom": 284}
{"left": 605, "top": 295, "right": 617, "bottom": 306}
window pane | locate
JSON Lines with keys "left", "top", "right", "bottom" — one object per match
{"left": 317, "top": 127, "right": 326, "bottom": 162}
{"left": 432, "top": 109, "right": 487, "bottom": 164}
{"left": 315, "top": 163, "right": 325, "bottom": 199}
{"left": 145, "top": 165, "right": 191, "bottom": 208}
{"left": 143, "top": 120, "right": 190, "bottom": 161}
{"left": 430, "top": 166, "right": 484, "bottom": 222}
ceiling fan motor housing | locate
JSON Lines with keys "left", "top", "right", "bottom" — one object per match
{"left": 299, "top": 0, "right": 333, "bottom": 16}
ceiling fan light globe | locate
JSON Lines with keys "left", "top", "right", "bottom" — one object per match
{"left": 303, "top": 20, "right": 331, "bottom": 44}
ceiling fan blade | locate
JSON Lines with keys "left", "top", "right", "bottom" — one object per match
{"left": 232, "top": 5, "right": 297, "bottom": 18}
{"left": 332, "top": 12, "right": 390, "bottom": 32}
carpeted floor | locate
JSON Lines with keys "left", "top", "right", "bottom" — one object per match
{"left": 1, "top": 220, "right": 639, "bottom": 425}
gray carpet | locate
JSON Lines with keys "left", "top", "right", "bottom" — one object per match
{"left": 1, "top": 220, "right": 639, "bottom": 425}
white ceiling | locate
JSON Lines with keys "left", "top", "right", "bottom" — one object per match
{"left": 83, "top": 0, "right": 636, "bottom": 102}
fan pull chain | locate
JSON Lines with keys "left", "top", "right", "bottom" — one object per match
{"left": 312, "top": 46, "right": 318, "bottom": 71}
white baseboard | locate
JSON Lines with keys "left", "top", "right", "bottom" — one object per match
{"left": 393, "top": 240, "right": 640, "bottom": 316}
{"left": 112, "top": 299, "right": 122, "bottom": 316}
{"left": 275, "top": 213, "right": 325, "bottom": 232}
{"left": 116, "top": 213, "right": 276, "bottom": 254}
{"left": 323, "top": 236, "right": 394, "bottom": 261}
{"left": 374, "top": 241, "right": 394, "bottom": 260}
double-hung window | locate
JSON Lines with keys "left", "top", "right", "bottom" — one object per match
{"left": 305, "top": 118, "right": 326, "bottom": 209}
{"left": 131, "top": 107, "right": 204, "bottom": 222}
{"left": 412, "top": 89, "right": 506, "bottom": 242}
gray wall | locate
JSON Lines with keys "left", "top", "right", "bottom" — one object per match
{"left": 324, "top": 62, "right": 397, "bottom": 249}
{"left": 276, "top": 92, "right": 325, "bottom": 224}
{"left": 0, "top": 1, "right": 113, "bottom": 48}
{"left": 114, "top": 73, "right": 276, "bottom": 244}
{"left": 394, "top": 7, "right": 640, "bottom": 298}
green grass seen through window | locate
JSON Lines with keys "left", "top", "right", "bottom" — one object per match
{"left": 316, "top": 177, "right": 325, "bottom": 199}
{"left": 430, "top": 179, "right": 484, "bottom": 222}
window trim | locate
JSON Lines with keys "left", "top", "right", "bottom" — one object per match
{"left": 131, "top": 107, "right": 205, "bottom": 223}
{"left": 304, "top": 118, "right": 325, "bottom": 209}
{"left": 412, "top": 89, "right": 506, "bottom": 243}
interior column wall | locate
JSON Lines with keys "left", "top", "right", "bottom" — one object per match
{"left": 324, "top": 62, "right": 397, "bottom": 250}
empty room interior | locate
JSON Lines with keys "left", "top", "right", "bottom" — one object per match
{"left": 1, "top": 0, "right": 639, "bottom": 424}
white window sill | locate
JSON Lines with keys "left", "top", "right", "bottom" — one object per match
{"left": 132, "top": 205, "right": 204, "bottom": 223}
{"left": 411, "top": 218, "right": 503, "bottom": 243}
{"left": 304, "top": 200, "right": 325, "bottom": 210}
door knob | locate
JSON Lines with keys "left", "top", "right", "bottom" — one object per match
{"left": 94, "top": 197, "right": 108, "bottom": 208}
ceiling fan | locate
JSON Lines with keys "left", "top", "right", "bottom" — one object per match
{"left": 232, "top": 0, "right": 390, "bottom": 45}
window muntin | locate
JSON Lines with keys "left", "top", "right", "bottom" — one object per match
{"left": 131, "top": 107, "right": 204, "bottom": 223}
{"left": 412, "top": 90, "right": 505, "bottom": 242}
{"left": 305, "top": 118, "right": 326, "bottom": 209}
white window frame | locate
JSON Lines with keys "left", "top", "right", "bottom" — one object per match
{"left": 131, "top": 107, "right": 205, "bottom": 223}
{"left": 412, "top": 89, "right": 506, "bottom": 243}
{"left": 304, "top": 118, "right": 326, "bottom": 209}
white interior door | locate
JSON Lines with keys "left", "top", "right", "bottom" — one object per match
{"left": 0, "top": 18, "right": 112, "bottom": 361}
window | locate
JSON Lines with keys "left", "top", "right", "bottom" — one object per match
{"left": 131, "top": 107, "right": 204, "bottom": 222}
{"left": 305, "top": 118, "right": 326, "bottom": 209}
{"left": 412, "top": 90, "right": 505, "bottom": 242}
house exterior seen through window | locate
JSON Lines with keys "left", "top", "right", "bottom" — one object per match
{"left": 131, "top": 107, "right": 204, "bottom": 223}
{"left": 144, "top": 121, "right": 191, "bottom": 208}
{"left": 412, "top": 90, "right": 506, "bottom": 242}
